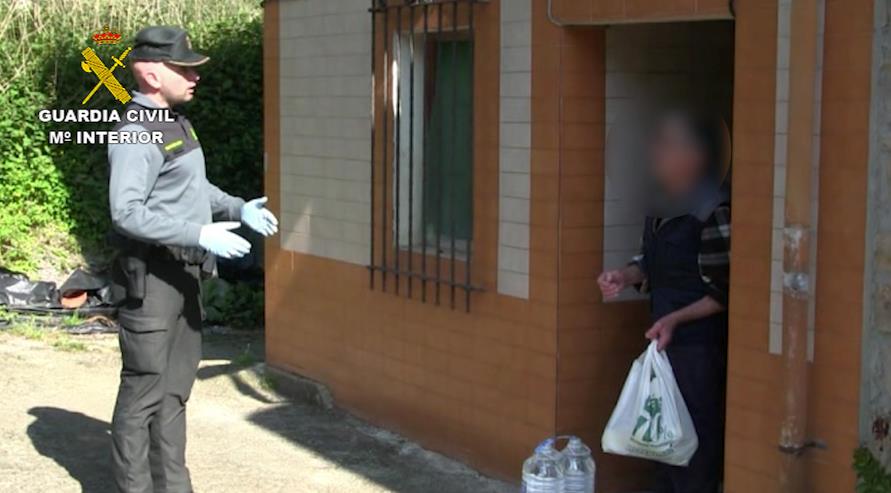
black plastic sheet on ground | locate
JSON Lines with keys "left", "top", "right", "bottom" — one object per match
{"left": 0, "top": 267, "right": 119, "bottom": 333}
{"left": 0, "top": 267, "right": 58, "bottom": 308}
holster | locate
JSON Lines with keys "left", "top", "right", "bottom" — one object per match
{"left": 110, "top": 247, "right": 148, "bottom": 302}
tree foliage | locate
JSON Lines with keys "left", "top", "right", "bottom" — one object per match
{"left": 0, "top": 0, "right": 263, "bottom": 276}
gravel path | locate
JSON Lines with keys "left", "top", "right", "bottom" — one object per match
{"left": 0, "top": 330, "right": 514, "bottom": 493}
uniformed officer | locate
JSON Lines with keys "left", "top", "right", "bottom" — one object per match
{"left": 107, "top": 26, "right": 278, "bottom": 493}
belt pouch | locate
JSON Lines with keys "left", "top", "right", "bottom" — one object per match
{"left": 122, "top": 256, "right": 147, "bottom": 300}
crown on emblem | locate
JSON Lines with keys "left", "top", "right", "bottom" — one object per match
{"left": 92, "top": 25, "right": 122, "bottom": 45}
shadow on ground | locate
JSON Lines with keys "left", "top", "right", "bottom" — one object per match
{"left": 201, "top": 333, "right": 509, "bottom": 493}
{"left": 248, "top": 403, "right": 511, "bottom": 493}
{"left": 197, "top": 331, "right": 276, "bottom": 403}
{"left": 26, "top": 407, "right": 113, "bottom": 492}
{"left": 21, "top": 333, "right": 509, "bottom": 493}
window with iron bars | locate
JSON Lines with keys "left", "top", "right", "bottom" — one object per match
{"left": 369, "top": 0, "right": 483, "bottom": 310}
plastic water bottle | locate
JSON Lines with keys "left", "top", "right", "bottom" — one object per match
{"left": 522, "top": 438, "right": 565, "bottom": 493}
{"left": 560, "top": 436, "right": 595, "bottom": 493}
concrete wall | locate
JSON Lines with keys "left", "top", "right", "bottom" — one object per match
{"left": 862, "top": 0, "right": 891, "bottom": 469}
{"left": 278, "top": 0, "right": 372, "bottom": 265}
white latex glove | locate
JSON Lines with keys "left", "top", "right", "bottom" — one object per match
{"left": 241, "top": 196, "right": 279, "bottom": 237}
{"left": 198, "top": 222, "right": 251, "bottom": 259}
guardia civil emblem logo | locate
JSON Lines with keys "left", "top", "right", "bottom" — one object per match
{"left": 81, "top": 26, "right": 132, "bottom": 105}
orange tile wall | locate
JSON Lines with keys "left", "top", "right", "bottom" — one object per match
{"left": 803, "top": 0, "right": 871, "bottom": 490}
{"left": 265, "top": 0, "right": 874, "bottom": 488}
{"left": 723, "top": 0, "right": 872, "bottom": 492}
{"left": 550, "top": 0, "right": 731, "bottom": 24}
{"left": 266, "top": 0, "right": 560, "bottom": 481}
{"left": 527, "top": 1, "right": 655, "bottom": 490}
{"left": 721, "top": 1, "right": 783, "bottom": 490}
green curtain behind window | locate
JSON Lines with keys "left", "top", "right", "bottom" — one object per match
{"left": 424, "top": 40, "right": 473, "bottom": 243}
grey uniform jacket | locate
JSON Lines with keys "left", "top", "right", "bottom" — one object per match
{"left": 108, "top": 92, "right": 244, "bottom": 249}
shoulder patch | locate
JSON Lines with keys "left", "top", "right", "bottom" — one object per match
{"left": 113, "top": 103, "right": 199, "bottom": 161}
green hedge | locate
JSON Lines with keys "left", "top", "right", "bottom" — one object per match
{"left": 0, "top": 0, "right": 263, "bottom": 276}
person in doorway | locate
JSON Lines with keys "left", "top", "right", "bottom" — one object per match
{"left": 107, "top": 26, "right": 278, "bottom": 493}
{"left": 597, "top": 111, "right": 731, "bottom": 493}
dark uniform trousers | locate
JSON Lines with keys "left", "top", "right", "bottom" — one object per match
{"left": 111, "top": 256, "right": 202, "bottom": 493}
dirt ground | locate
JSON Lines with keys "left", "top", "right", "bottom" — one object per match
{"left": 0, "top": 329, "right": 515, "bottom": 493}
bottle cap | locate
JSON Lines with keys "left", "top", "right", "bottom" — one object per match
{"left": 534, "top": 438, "right": 556, "bottom": 455}
{"left": 565, "top": 436, "right": 592, "bottom": 456}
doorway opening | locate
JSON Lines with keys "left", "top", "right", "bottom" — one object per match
{"left": 594, "top": 19, "right": 736, "bottom": 490}
{"left": 601, "top": 21, "right": 735, "bottom": 300}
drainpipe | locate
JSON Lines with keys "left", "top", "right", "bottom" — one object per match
{"left": 778, "top": 0, "right": 823, "bottom": 491}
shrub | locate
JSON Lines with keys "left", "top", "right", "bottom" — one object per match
{"left": 201, "top": 277, "right": 264, "bottom": 330}
{"left": 0, "top": 0, "right": 263, "bottom": 276}
{"left": 855, "top": 447, "right": 891, "bottom": 493}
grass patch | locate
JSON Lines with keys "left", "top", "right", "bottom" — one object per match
{"left": 4, "top": 315, "right": 89, "bottom": 352}
{"left": 232, "top": 345, "right": 257, "bottom": 368}
{"left": 50, "top": 335, "right": 88, "bottom": 353}
{"left": 8, "top": 318, "right": 45, "bottom": 341}
{"left": 259, "top": 372, "right": 278, "bottom": 393}
{"left": 61, "top": 312, "right": 83, "bottom": 327}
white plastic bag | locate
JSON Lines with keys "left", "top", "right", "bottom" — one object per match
{"left": 601, "top": 341, "right": 698, "bottom": 466}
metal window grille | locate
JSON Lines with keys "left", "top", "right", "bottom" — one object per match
{"left": 368, "top": 0, "right": 484, "bottom": 311}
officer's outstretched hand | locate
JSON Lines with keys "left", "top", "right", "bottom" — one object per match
{"left": 198, "top": 222, "right": 252, "bottom": 259}
{"left": 241, "top": 196, "right": 279, "bottom": 237}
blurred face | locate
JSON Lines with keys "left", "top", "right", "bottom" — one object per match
{"left": 160, "top": 63, "right": 200, "bottom": 104}
{"left": 648, "top": 118, "right": 707, "bottom": 198}
{"left": 131, "top": 61, "right": 200, "bottom": 106}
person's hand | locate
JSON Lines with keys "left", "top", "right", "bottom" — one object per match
{"left": 645, "top": 314, "right": 678, "bottom": 351}
{"left": 597, "top": 269, "right": 628, "bottom": 299}
{"left": 198, "top": 222, "right": 252, "bottom": 259}
{"left": 241, "top": 196, "right": 279, "bottom": 237}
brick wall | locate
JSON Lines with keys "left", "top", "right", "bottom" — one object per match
{"left": 277, "top": 0, "right": 372, "bottom": 265}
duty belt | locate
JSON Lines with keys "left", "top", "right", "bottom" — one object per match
{"left": 109, "top": 232, "right": 208, "bottom": 266}
{"left": 154, "top": 244, "right": 207, "bottom": 265}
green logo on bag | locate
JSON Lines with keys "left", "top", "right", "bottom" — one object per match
{"left": 632, "top": 395, "right": 666, "bottom": 445}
